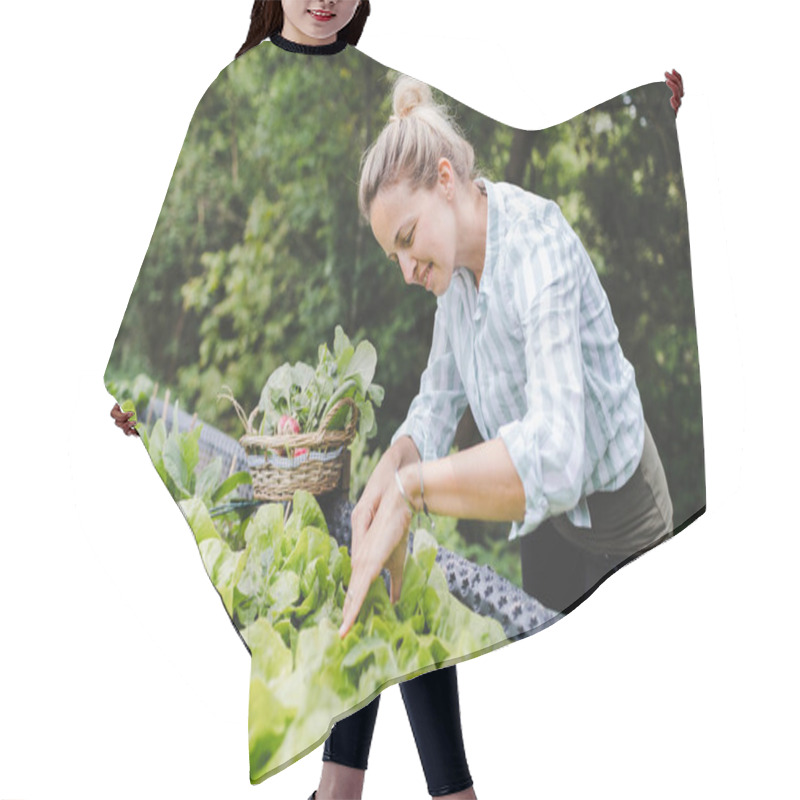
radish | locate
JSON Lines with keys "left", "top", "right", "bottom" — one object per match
{"left": 277, "top": 414, "right": 308, "bottom": 459}
{"left": 278, "top": 414, "right": 301, "bottom": 435}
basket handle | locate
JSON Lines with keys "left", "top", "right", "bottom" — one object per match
{"left": 317, "top": 397, "right": 359, "bottom": 439}
{"left": 247, "top": 404, "right": 261, "bottom": 436}
{"left": 218, "top": 385, "right": 255, "bottom": 435}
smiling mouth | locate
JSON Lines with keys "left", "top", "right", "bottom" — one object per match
{"left": 422, "top": 263, "right": 433, "bottom": 290}
{"left": 308, "top": 9, "right": 335, "bottom": 21}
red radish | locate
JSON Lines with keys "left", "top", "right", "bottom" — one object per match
{"left": 272, "top": 414, "right": 301, "bottom": 457}
{"left": 277, "top": 415, "right": 307, "bottom": 458}
{"left": 278, "top": 414, "right": 301, "bottom": 435}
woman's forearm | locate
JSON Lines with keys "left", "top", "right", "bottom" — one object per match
{"left": 399, "top": 438, "right": 526, "bottom": 524}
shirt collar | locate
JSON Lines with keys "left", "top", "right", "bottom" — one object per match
{"left": 478, "top": 178, "right": 500, "bottom": 301}
{"left": 456, "top": 177, "right": 499, "bottom": 320}
{"left": 443, "top": 178, "right": 500, "bottom": 318}
{"left": 269, "top": 32, "right": 348, "bottom": 56}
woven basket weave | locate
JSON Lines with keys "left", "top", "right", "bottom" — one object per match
{"left": 236, "top": 397, "right": 358, "bottom": 501}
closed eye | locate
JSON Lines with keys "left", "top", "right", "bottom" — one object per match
{"left": 386, "top": 222, "right": 416, "bottom": 264}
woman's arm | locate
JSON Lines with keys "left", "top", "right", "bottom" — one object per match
{"left": 340, "top": 305, "right": 470, "bottom": 635}
{"left": 339, "top": 437, "right": 525, "bottom": 638}
{"left": 399, "top": 437, "right": 526, "bottom": 523}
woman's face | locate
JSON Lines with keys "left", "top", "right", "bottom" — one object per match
{"left": 369, "top": 167, "right": 459, "bottom": 298}
{"left": 281, "top": 0, "right": 361, "bottom": 45}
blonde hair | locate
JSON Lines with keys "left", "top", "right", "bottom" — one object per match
{"left": 358, "top": 76, "right": 478, "bottom": 219}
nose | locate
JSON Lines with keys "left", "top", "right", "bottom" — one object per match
{"left": 397, "top": 252, "right": 418, "bottom": 285}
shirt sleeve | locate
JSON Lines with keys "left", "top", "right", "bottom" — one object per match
{"left": 391, "top": 301, "right": 469, "bottom": 461}
{"left": 497, "top": 208, "right": 588, "bottom": 539}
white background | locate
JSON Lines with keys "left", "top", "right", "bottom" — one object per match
{"left": 1, "top": 1, "right": 797, "bottom": 798}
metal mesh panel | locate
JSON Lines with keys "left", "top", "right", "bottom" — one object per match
{"left": 145, "top": 397, "right": 253, "bottom": 499}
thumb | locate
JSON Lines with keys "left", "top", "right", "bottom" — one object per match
{"left": 386, "top": 541, "right": 407, "bottom": 604}
{"left": 389, "top": 569, "right": 404, "bottom": 605}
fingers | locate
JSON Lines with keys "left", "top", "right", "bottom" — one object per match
{"left": 341, "top": 500, "right": 378, "bottom": 637}
{"left": 341, "top": 502, "right": 412, "bottom": 638}
{"left": 110, "top": 403, "right": 140, "bottom": 437}
{"left": 665, "top": 75, "right": 683, "bottom": 97}
{"left": 339, "top": 563, "right": 375, "bottom": 638}
{"left": 386, "top": 533, "right": 409, "bottom": 604}
{"left": 340, "top": 539, "right": 407, "bottom": 638}
{"left": 350, "top": 499, "right": 376, "bottom": 546}
{"left": 665, "top": 69, "right": 684, "bottom": 115}
{"left": 388, "top": 558, "right": 404, "bottom": 604}
{"left": 118, "top": 414, "right": 139, "bottom": 436}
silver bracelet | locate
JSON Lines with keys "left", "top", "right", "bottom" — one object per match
{"left": 395, "top": 468, "right": 417, "bottom": 513}
{"left": 418, "top": 459, "right": 431, "bottom": 517}
{"left": 395, "top": 462, "right": 435, "bottom": 532}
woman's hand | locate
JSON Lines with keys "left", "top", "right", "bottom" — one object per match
{"left": 339, "top": 437, "right": 420, "bottom": 638}
{"left": 339, "top": 465, "right": 415, "bottom": 638}
{"left": 110, "top": 403, "right": 139, "bottom": 437}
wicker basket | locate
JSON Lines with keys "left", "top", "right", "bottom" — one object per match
{"left": 236, "top": 397, "right": 359, "bottom": 501}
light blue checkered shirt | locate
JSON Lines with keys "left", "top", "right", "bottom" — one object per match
{"left": 391, "top": 179, "right": 645, "bottom": 540}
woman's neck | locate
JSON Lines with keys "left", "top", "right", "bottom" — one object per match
{"left": 455, "top": 182, "right": 489, "bottom": 290}
{"left": 281, "top": 18, "right": 337, "bottom": 47}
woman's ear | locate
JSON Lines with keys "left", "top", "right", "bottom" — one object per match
{"left": 438, "top": 158, "right": 455, "bottom": 200}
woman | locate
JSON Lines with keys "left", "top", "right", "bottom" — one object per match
{"left": 111, "top": 4, "right": 477, "bottom": 800}
{"left": 340, "top": 76, "right": 674, "bottom": 637}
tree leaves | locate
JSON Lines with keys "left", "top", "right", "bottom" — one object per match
{"left": 106, "top": 46, "right": 702, "bottom": 528}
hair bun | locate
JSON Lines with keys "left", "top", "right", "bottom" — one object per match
{"left": 392, "top": 76, "right": 433, "bottom": 119}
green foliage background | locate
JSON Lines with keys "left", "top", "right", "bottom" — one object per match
{"left": 106, "top": 43, "right": 704, "bottom": 565}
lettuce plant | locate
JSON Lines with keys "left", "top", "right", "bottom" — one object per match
{"left": 255, "top": 326, "right": 384, "bottom": 440}
{"left": 178, "top": 490, "right": 507, "bottom": 781}
{"left": 127, "top": 401, "right": 251, "bottom": 507}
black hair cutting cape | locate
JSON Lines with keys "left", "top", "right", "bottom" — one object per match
{"left": 104, "top": 39, "right": 704, "bottom": 783}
